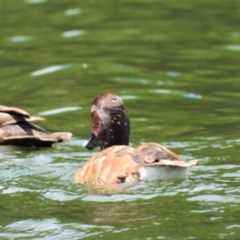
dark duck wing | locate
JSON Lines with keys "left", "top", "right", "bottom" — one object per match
{"left": 0, "top": 105, "right": 72, "bottom": 147}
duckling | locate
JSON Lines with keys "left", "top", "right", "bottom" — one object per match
{"left": 0, "top": 105, "right": 72, "bottom": 147}
{"left": 76, "top": 93, "right": 197, "bottom": 186}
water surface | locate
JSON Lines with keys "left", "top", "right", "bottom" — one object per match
{"left": 1, "top": 0, "right": 240, "bottom": 239}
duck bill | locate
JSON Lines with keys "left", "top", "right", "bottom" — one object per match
{"left": 83, "top": 131, "right": 99, "bottom": 150}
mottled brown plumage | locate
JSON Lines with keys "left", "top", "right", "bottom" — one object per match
{"left": 76, "top": 93, "right": 197, "bottom": 186}
{"left": 0, "top": 105, "right": 72, "bottom": 147}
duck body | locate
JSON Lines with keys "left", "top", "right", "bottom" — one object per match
{"left": 0, "top": 105, "right": 72, "bottom": 147}
{"left": 76, "top": 93, "right": 197, "bottom": 186}
{"left": 76, "top": 143, "right": 197, "bottom": 186}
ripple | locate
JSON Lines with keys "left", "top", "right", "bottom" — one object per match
{"left": 194, "top": 136, "right": 221, "bottom": 141}
{"left": 153, "top": 89, "right": 171, "bottom": 94}
{"left": 99, "top": 64, "right": 136, "bottom": 74}
{"left": 82, "top": 63, "right": 88, "bottom": 68}
{"left": 31, "top": 64, "right": 71, "bottom": 76}
{"left": 157, "top": 80, "right": 174, "bottom": 85}
{"left": 9, "top": 36, "right": 32, "bottom": 42}
{"left": 1, "top": 219, "right": 113, "bottom": 239}
{"left": 81, "top": 180, "right": 198, "bottom": 203}
{"left": 189, "top": 183, "right": 221, "bottom": 193}
{"left": 115, "top": 77, "right": 148, "bottom": 84}
{"left": 44, "top": 189, "right": 79, "bottom": 201}
{"left": 166, "top": 71, "right": 181, "bottom": 77}
{"left": 225, "top": 45, "right": 240, "bottom": 51}
{"left": 162, "top": 141, "right": 198, "bottom": 149}
{"left": 39, "top": 106, "right": 81, "bottom": 116}
{"left": 222, "top": 171, "right": 240, "bottom": 178}
{"left": 187, "top": 194, "right": 240, "bottom": 203}
{"left": 66, "top": 139, "right": 93, "bottom": 148}
{"left": 132, "top": 118, "right": 147, "bottom": 121}
{"left": 2, "top": 186, "right": 40, "bottom": 194}
{"left": 151, "top": 89, "right": 202, "bottom": 99}
{"left": 82, "top": 193, "right": 159, "bottom": 202}
{"left": 119, "top": 95, "right": 136, "bottom": 100}
{"left": 65, "top": 8, "right": 82, "bottom": 16}
{"left": 62, "top": 30, "right": 86, "bottom": 38}
{"left": 25, "top": 0, "right": 46, "bottom": 4}
{"left": 183, "top": 93, "right": 202, "bottom": 99}
{"left": 226, "top": 224, "right": 240, "bottom": 229}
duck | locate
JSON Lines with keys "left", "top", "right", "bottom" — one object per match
{"left": 0, "top": 105, "right": 72, "bottom": 147}
{"left": 75, "top": 93, "right": 197, "bottom": 186}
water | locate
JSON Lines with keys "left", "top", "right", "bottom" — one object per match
{"left": 1, "top": 0, "right": 240, "bottom": 239}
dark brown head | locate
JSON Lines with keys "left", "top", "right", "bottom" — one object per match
{"left": 83, "top": 93, "right": 130, "bottom": 150}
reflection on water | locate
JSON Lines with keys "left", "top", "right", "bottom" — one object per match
{"left": 62, "top": 30, "right": 86, "bottom": 38}
{"left": 1, "top": 219, "right": 114, "bottom": 240}
{"left": 9, "top": 36, "right": 32, "bottom": 42}
{"left": 226, "top": 45, "right": 240, "bottom": 51}
{"left": 31, "top": 64, "right": 71, "bottom": 76}
{"left": 39, "top": 106, "right": 81, "bottom": 116}
{"left": 65, "top": 9, "right": 82, "bottom": 16}
{"left": 25, "top": 0, "right": 46, "bottom": 4}
{"left": 1, "top": 0, "right": 240, "bottom": 239}
{"left": 119, "top": 95, "right": 136, "bottom": 100}
{"left": 115, "top": 77, "right": 149, "bottom": 84}
{"left": 152, "top": 89, "right": 202, "bottom": 99}
{"left": 166, "top": 71, "right": 181, "bottom": 77}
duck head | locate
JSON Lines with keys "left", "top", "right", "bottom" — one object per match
{"left": 83, "top": 93, "right": 130, "bottom": 150}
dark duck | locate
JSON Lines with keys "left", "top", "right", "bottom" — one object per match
{"left": 0, "top": 105, "right": 72, "bottom": 147}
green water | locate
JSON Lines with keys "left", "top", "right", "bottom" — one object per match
{"left": 1, "top": 0, "right": 240, "bottom": 239}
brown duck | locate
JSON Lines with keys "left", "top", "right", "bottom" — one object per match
{"left": 75, "top": 93, "right": 197, "bottom": 186}
{"left": 0, "top": 105, "right": 72, "bottom": 147}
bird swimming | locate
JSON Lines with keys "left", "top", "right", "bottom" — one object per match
{"left": 75, "top": 93, "right": 197, "bottom": 186}
{"left": 0, "top": 105, "right": 72, "bottom": 147}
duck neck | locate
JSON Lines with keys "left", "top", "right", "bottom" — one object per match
{"left": 98, "top": 109, "right": 130, "bottom": 150}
